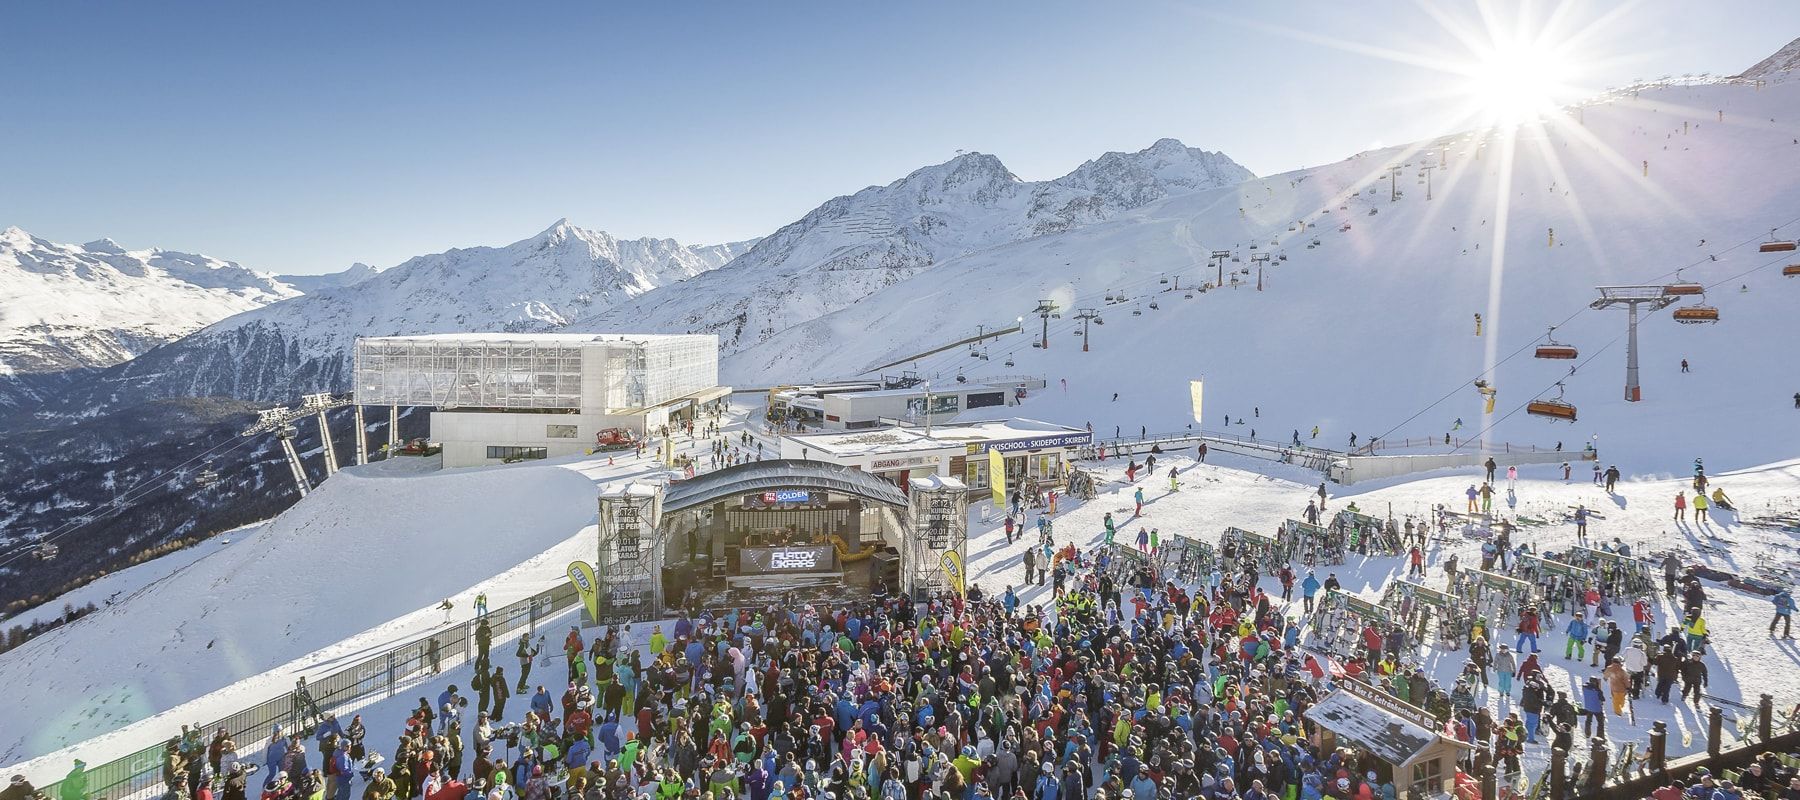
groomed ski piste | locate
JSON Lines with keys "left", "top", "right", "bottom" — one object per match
{"left": 722, "top": 75, "right": 1800, "bottom": 470}
{"left": 3, "top": 397, "right": 1797, "bottom": 790}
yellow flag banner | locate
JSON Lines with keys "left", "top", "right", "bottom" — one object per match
{"left": 939, "top": 550, "right": 966, "bottom": 597}
{"left": 1190, "top": 379, "right": 1205, "bottom": 425}
{"left": 988, "top": 447, "right": 1006, "bottom": 509}
{"left": 566, "top": 560, "right": 600, "bottom": 623}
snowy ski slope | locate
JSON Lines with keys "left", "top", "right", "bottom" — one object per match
{"left": 723, "top": 77, "right": 1800, "bottom": 472}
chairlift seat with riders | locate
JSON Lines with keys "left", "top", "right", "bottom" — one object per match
{"left": 1534, "top": 326, "right": 1578, "bottom": 359}
{"left": 1132, "top": 306, "right": 1142, "bottom": 316}
{"left": 1672, "top": 306, "right": 1719, "bottom": 323}
{"left": 1148, "top": 301, "right": 1159, "bottom": 310}
{"left": 1527, "top": 383, "right": 1578, "bottom": 422}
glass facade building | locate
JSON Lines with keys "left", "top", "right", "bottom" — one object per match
{"left": 352, "top": 333, "right": 718, "bottom": 413}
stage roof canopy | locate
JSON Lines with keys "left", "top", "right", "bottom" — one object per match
{"left": 660, "top": 459, "right": 911, "bottom": 514}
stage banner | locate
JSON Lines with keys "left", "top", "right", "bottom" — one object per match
{"left": 939, "top": 550, "right": 966, "bottom": 597}
{"left": 738, "top": 544, "right": 834, "bottom": 573}
{"left": 1189, "top": 379, "right": 1204, "bottom": 425}
{"left": 989, "top": 447, "right": 1005, "bottom": 508}
{"left": 566, "top": 560, "right": 599, "bottom": 624}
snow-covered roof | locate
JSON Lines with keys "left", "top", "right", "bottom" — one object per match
{"left": 909, "top": 474, "right": 967, "bottom": 492}
{"left": 1304, "top": 682, "right": 1468, "bottom": 767}
{"left": 358, "top": 332, "right": 711, "bottom": 345}
{"left": 787, "top": 418, "right": 1089, "bottom": 458}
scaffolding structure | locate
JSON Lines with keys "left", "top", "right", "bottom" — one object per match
{"left": 594, "top": 482, "right": 664, "bottom": 621}
{"left": 907, "top": 476, "right": 968, "bottom": 598}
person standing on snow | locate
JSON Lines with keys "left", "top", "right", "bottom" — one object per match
{"left": 1673, "top": 492, "right": 1687, "bottom": 522}
{"left": 1573, "top": 506, "right": 1589, "bottom": 544}
{"left": 1484, "top": 457, "right": 1498, "bottom": 483}
{"left": 1310, "top": 425, "right": 1319, "bottom": 440}
{"left": 1465, "top": 485, "right": 1479, "bottom": 514}
{"left": 1135, "top": 527, "right": 1149, "bottom": 553}
{"left": 1304, "top": 499, "right": 1320, "bottom": 525}
{"left": 1771, "top": 590, "right": 1795, "bottom": 638}
{"left": 1604, "top": 465, "right": 1621, "bottom": 493}
{"left": 1133, "top": 487, "right": 1145, "bottom": 517}
{"left": 1561, "top": 462, "right": 1571, "bottom": 482}
{"left": 1317, "top": 482, "right": 1328, "bottom": 510}
{"left": 1102, "top": 512, "right": 1116, "bottom": 544}
{"left": 1692, "top": 491, "right": 1709, "bottom": 522}
{"left": 1301, "top": 571, "right": 1322, "bottom": 612}
{"left": 1167, "top": 467, "right": 1179, "bottom": 492}
{"left": 1564, "top": 612, "right": 1589, "bottom": 661}
{"left": 1479, "top": 482, "right": 1495, "bottom": 513}
{"left": 1506, "top": 465, "right": 1518, "bottom": 490}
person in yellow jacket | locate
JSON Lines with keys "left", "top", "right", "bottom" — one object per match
{"left": 1685, "top": 614, "right": 1707, "bottom": 652}
{"left": 1710, "top": 487, "right": 1734, "bottom": 511}
{"left": 1692, "top": 491, "right": 1710, "bottom": 522}
{"left": 648, "top": 625, "right": 667, "bottom": 657}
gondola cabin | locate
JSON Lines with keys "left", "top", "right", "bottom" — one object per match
{"left": 1534, "top": 344, "right": 1579, "bottom": 359}
{"left": 1783, "top": 264, "right": 1800, "bottom": 277}
{"left": 1663, "top": 282, "right": 1705, "bottom": 296}
{"left": 1672, "top": 306, "right": 1719, "bottom": 324}
{"left": 1760, "top": 240, "right": 1797, "bottom": 253}
{"left": 1527, "top": 400, "right": 1578, "bottom": 422}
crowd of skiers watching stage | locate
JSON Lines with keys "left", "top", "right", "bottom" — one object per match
{"left": 9, "top": 476, "right": 1800, "bottom": 800}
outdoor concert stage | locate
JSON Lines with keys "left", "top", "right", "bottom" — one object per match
{"left": 591, "top": 460, "right": 968, "bottom": 619}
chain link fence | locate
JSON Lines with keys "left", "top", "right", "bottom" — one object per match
{"left": 28, "top": 584, "right": 579, "bottom": 800}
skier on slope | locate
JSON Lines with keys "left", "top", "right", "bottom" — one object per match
{"left": 1773, "top": 590, "right": 1795, "bottom": 638}
{"left": 1134, "top": 487, "right": 1145, "bottom": 517}
{"left": 1168, "top": 467, "right": 1179, "bottom": 492}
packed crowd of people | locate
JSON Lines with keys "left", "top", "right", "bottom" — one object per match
{"left": 9, "top": 460, "right": 1799, "bottom": 800}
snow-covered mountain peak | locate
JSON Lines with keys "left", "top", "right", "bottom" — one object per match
{"left": 1740, "top": 36, "right": 1800, "bottom": 79}
{"left": 81, "top": 238, "right": 127, "bottom": 254}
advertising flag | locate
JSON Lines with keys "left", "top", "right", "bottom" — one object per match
{"left": 1190, "top": 379, "right": 1205, "bottom": 425}
{"left": 988, "top": 447, "right": 1006, "bottom": 508}
{"left": 566, "top": 560, "right": 600, "bottom": 624}
{"left": 939, "top": 550, "right": 966, "bottom": 597}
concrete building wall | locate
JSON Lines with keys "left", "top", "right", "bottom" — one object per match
{"left": 431, "top": 410, "right": 640, "bottom": 467}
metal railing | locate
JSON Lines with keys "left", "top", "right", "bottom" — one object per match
{"left": 27, "top": 584, "right": 580, "bottom": 800}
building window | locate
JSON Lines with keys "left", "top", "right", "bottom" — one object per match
{"left": 546, "top": 424, "right": 578, "bottom": 439}
{"left": 966, "top": 391, "right": 1005, "bottom": 409}
{"left": 487, "top": 446, "right": 548, "bottom": 462}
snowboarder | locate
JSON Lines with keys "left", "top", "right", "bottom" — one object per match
{"left": 1348, "top": 433, "right": 1357, "bottom": 448}
{"left": 1680, "top": 359, "right": 1690, "bottom": 373}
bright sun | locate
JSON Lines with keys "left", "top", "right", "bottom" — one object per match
{"left": 1467, "top": 43, "right": 1573, "bottom": 126}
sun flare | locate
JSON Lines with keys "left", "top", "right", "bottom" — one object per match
{"left": 1465, "top": 41, "right": 1576, "bottom": 126}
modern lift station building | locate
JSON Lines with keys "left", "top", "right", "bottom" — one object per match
{"left": 352, "top": 333, "right": 726, "bottom": 467}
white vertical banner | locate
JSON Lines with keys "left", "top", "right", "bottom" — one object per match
{"left": 1189, "top": 379, "right": 1205, "bottom": 426}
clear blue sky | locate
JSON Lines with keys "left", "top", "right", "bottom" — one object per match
{"left": 3, "top": 1, "right": 1795, "bottom": 274}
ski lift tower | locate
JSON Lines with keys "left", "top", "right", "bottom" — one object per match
{"left": 1074, "top": 308, "right": 1100, "bottom": 352}
{"left": 1033, "top": 299, "right": 1061, "bottom": 350}
{"left": 244, "top": 406, "right": 313, "bottom": 497}
{"left": 1250, "top": 252, "right": 1271, "bottom": 290}
{"left": 1590, "top": 286, "right": 1678, "bottom": 401}
{"left": 300, "top": 393, "right": 344, "bottom": 477}
{"left": 1210, "top": 250, "right": 1231, "bottom": 288}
